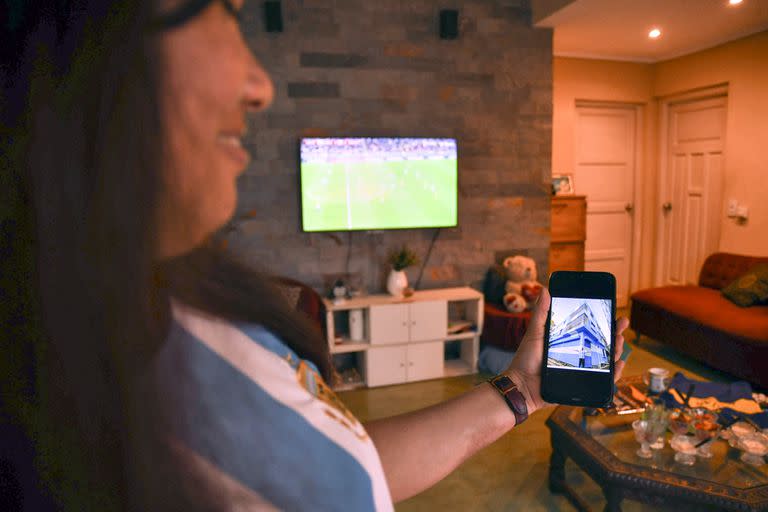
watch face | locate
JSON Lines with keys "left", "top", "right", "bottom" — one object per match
{"left": 493, "top": 375, "right": 514, "bottom": 392}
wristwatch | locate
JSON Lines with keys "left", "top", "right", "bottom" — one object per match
{"left": 488, "top": 375, "right": 529, "bottom": 425}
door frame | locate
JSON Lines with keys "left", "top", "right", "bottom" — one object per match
{"left": 574, "top": 100, "right": 644, "bottom": 299}
{"left": 653, "top": 85, "right": 729, "bottom": 286}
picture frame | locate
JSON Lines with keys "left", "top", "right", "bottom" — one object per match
{"left": 552, "top": 174, "right": 575, "bottom": 196}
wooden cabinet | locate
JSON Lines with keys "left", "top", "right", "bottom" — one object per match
{"left": 550, "top": 195, "right": 586, "bottom": 273}
{"left": 324, "top": 288, "right": 483, "bottom": 389}
{"left": 550, "top": 242, "right": 584, "bottom": 272}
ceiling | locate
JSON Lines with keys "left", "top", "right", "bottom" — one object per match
{"left": 534, "top": 0, "right": 768, "bottom": 63}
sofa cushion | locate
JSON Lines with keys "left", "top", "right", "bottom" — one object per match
{"left": 698, "top": 253, "right": 768, "bottom": 290}
{"left": 631, "top": 285, "right": 768, "bottom": 343}
{"left": 480, "top": 303, "right": 531, "bottom": 351}
{"left": 721, "top": 264, "right": 768, "bottom": 307}
{"left": 273, "top": 276, "right": 325, "bottom": 335}
{"left": 482, "top": 265, "right": 507, "bottom": 307}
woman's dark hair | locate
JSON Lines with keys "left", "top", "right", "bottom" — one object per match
{"left": 1, "top": 1, "right": 329, "bottom": 509}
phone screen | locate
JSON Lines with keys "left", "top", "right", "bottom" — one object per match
{"left": 541, "top": 271, "right": 616, "bottom": 407}
{"left": 547, "top": 297, "right": 613, "bottom": 373}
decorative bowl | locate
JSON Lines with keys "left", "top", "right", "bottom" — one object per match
{"left": 668, "top": 409, "right": 692, "bottom": 435}
{"left": 736, "top": 432, "right": 768, "bottom": 466}
{"left": 691, "top": 413, "right": 721, "bottom": 459}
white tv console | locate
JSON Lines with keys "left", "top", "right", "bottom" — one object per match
{"left": 323, "top": 287, "right": 484, "bottom": 390}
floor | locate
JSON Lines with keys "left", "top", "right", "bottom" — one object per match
{"left": 339, "top": 323, "right": 735, "bottom": 511}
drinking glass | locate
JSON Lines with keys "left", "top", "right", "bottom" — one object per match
{"left": 723, "top": 421, "right": 757, "bottom": 447}
{"left": 670, "top": 435, "right": 697, "bottom": 466}
{"left": 737, "top": 432, "right": 768, "bottom": 466}
{"left": 643, "top": 403, "right": 668, "bottom": 450}
{"left": 632, "top": 420, "right": 652, "bottom": 458}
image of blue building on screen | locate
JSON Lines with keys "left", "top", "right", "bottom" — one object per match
{"left": 547, "top": 298, "right": 611, "bottom": 372}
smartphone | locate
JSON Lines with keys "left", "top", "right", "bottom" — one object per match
{"left": 541, "top": 271, "right": 617, "bottom": 407}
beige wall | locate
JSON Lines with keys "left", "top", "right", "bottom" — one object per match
{"left": 553, "top": 30, "right": 768, "bottom": 292}
{"left": 552, "top": 57, "right": 657, "bottom": 289}
{"left": 654, "top": 31, "right": 768, "bottom": 256}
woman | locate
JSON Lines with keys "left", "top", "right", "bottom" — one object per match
{"left": 1, "top": 0, "right": 629, "bottom": 509}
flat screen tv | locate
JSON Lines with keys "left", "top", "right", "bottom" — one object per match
{"left": 299, "top": 137, "right": 458, "bottom": 232}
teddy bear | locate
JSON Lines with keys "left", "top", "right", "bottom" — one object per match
{"left": 502, "top": 255, "right": 543, "bottom": 313}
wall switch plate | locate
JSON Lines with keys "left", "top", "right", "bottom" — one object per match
{"left": 736, "top": 205, "right": 749, "bottom": 219}
{"left": 727, "top": 199, "right": 738, "bottom": 217}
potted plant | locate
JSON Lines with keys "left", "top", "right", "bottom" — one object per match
{"left": 386, "top": 245, "right": 419, "bottom": 297}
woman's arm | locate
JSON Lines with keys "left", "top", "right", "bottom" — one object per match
{"left": 365, "top": 289, "right": 629, "bottom": 503}
{"left": 364, "top": 369, "right": 533, "bottom": 503}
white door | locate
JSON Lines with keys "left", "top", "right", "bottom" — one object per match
{"left": 406, "top": 342, "right": 444, "bottom": 382}
{"left": 365, "top": 346, "right": 407, "bottom": 387}
{"left": 657, "top": 95, "right": 726, "bottom": 286}
{"left": 574, "top": 104, "right": 639, "bottom": 306}
{"left": 368, "top": 304, "right": 409, "bottom": 345}
{"left": 408, "top": 301, "right": 448, "bottom": 342}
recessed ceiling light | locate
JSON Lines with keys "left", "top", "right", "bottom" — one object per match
{"left": 648, "top": 28, "right": 662, "bottom": 39}
{"left": 729, "top": 0, "right": 743, "bottom": 5}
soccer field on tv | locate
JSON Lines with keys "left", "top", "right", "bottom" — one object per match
{"left": 301, "top": 158, "right": 457, "bottom": 231}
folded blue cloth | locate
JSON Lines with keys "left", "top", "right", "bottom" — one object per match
{"left": 478, "top": 345, "right": 516, "bottom": 375}
{"left": 660, "top": 372, "right": 768, "bottom": 428}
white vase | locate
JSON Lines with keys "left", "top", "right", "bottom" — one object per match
{"left": 349, "top": 309, "right": 364, "bottom": 340}
{"left": 386, "top": 268, "right": 408, "bottom": 297}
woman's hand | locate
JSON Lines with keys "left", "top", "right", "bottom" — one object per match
{"left": 503, "top": 288, "right": 630, "bottom": 415}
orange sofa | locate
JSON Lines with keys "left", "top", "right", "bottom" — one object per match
{"left": 630, "top": 253, "right": 768, "bottom": 390}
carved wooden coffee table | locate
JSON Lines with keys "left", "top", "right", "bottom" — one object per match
{"left": 546, "top": 380, "right": 768, "bottom": 511}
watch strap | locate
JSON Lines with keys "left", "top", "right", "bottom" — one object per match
{"left": 488, "top": 375, "right": 528, "bottom": 425}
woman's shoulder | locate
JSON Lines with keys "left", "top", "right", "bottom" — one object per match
{"left": 168, "top": 297, "right": 307, "bottom": 371}
{"left": 147, "top": 299, "right": 394, "bottom": 511}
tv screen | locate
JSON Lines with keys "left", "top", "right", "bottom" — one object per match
{"left": 299, "top": 137, "right": 458, "bottom": 232}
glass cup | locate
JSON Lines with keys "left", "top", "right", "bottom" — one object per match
{"left": 670, "top": 434, "right": 697, "bottom": 466}
{"left": 737, "top": 432, "right": 768, "bottom": 466}
{"left": 643, "top": 403, "right": 668, "bottom": 450}
{"left": 724, "top": 421, "right": 758, "bottom": 447}
{"left": 633, "top": 416, "right": 667, "bottom": 459}
{"left": 632, "top": 420, "right": 653, "bottom": 458}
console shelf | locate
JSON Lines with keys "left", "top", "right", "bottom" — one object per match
{"left": 324, "top": 287, "right": 484, "bottom": 389}
{"left": 332, "top": 340, "right": 370, "bottom": 354}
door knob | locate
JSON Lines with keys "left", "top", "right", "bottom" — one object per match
{"left": 625, "top": 203, "right": 634, "bottom": 213}
{"left": 662, "top": 202, "right": 672, "bottom": 212}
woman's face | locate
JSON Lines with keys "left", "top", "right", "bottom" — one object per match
{"left": 155, "top": 0, "right": 273, "bottom": 260}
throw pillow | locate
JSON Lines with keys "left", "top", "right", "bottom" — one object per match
{"left": 721, "top": 264, "right": 768, "bottom": 307}
{"left": 482, "top": 265, "right": 507, "bottom": 307}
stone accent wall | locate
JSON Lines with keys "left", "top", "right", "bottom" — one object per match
{"left": 229, "top": 0, "right": 552, "bottom": 294}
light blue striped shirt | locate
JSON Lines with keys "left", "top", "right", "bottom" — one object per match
{"left": 141, "top": 300, "right": 393, "bottom": 510}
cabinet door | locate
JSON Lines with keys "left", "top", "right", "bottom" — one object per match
{"left": 365, "top": 346, "right": 407, "bottom": 387}
{"left": 406, "top": 342, "right": 444, "bottom": 382}
{"left": 408, "top": 301, "right": 447, "bottom": 342}
{"left": 369, "top": 304, "right": 410, "bottom": 345}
